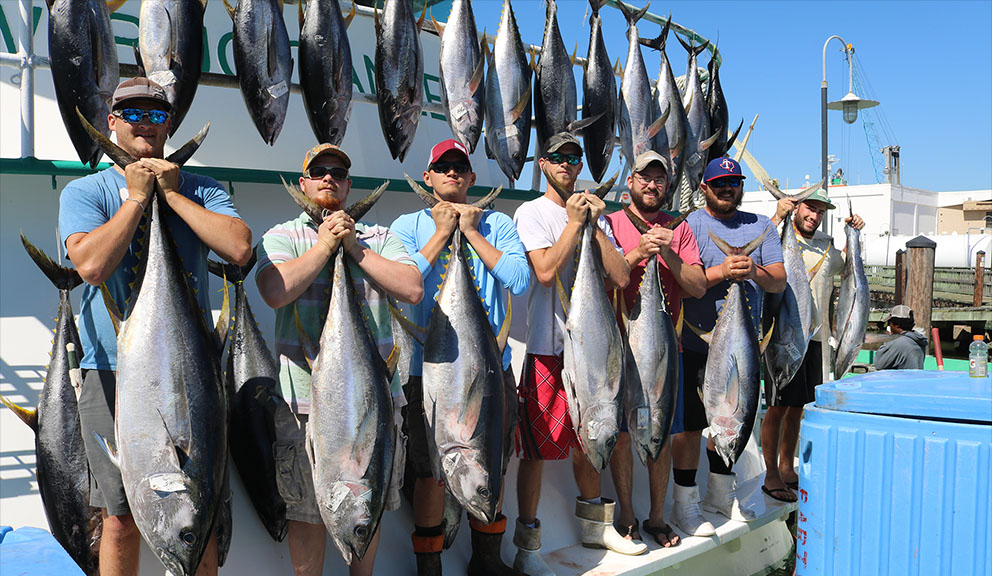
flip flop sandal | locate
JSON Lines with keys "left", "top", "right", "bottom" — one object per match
{"left": 642, "top": 522, "right": 681, "bottom": 548}
{"left": 785, "top": 479, "right": 799, "bottom": 490}
{"left": 614, "top": 517, "right": 641, "bottom": 541}
{"left": 762, "top": 485, "right": 798, "bottom": 503}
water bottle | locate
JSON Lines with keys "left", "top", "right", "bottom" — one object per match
{"left": 970, "top": 335, "right": 989, "bottom": 378}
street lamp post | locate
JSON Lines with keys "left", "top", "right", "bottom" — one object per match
{"left": 821, "top": 35, "right": 879, "bottom": 231}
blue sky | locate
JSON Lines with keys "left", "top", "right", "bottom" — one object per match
{"left": 461, "top": 0, "right": 992, "bottom": 193}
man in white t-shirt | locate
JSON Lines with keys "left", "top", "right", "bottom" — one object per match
{"left": 510, "top": 132, "right": 644, "bottom": 575}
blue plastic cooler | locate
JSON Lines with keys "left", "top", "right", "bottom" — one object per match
{"left": 796, "top": 370, "right": 992, "bottom": 575}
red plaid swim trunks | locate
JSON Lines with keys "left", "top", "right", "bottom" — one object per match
{"left": 515, "top": 353, "right": 578, "bottom": 460}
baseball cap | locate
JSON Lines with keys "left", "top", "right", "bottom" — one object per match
{"left": 302, "top": 143, "right": 352, "bottom": 173}
{"left": 544, "top": 132, "right": 583, "bottom": 155}
{"left": 112, "top": 77, "right": 172, "bottom": 112}
{"left": 428, "top": 139, "right": 471, "bottom": 168}
{"left": 803, "top": 187, "right": 837, "bottom": 210}
{"left": 703, "top": 157, "right": 746, "bottom": 183}
{"left": 632, "top": 150, "right": 670, "bottom": 175}
{"left": 883, "top": 305, "right": 914, "bottom": 323}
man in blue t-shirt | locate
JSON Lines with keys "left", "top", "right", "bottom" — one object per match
{"left": 672, "top": 158, "right": 786, "bottom": 536}
{"left": 58, "top": 77, "right": 251, "bottom": 576}
{"left": 389, "top": 139, "right": 530, "bottom": 576}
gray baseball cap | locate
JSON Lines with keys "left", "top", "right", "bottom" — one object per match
{"left": 544, "top": 132, "right": 582, "bottom": 155}
{"left": 111, "top": 77, "right": 172, "bottom": 111}
{"left": 632, "top": 150, "right": 671, "bottom": 175}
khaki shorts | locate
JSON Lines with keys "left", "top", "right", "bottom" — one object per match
{"left": 273, "top": 405, "right": 406, "bottom": 526}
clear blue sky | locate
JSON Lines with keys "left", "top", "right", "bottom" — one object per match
{"left": 460, "top": 0, "right": 992, "bottom": 193}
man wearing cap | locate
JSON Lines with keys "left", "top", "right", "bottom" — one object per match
{"left": 511, "top": 132, "right": 642, "bottom": 576}
{"left": 673, "top": 157, "right": 786, "bottom": 534}
{"left": 759, "top": 190, "right": 864, "bottom": 501}
{"left": 604, "top": 151, "right": 706, "bottom": 547}
{"left": 388, "top": 139, "right": 530, "bottom": 576}
{"left": 58, "top": 77, "right": 252, "bottom": 576}
{"left": 874, "top": 306, "right": 926, "bottom": 370}
{"left": 256, "top": 143, "right": 424, "bottom": 576}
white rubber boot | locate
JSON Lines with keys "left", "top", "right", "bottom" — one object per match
{"left": 702, "top": 472, "right": 756, "bottom": 522}
{"left": 574, "top": 498, "right": 647, "bottom": 556}
{"left": 512, "top": 518, "right": 556, "bottom": 576}
{"left": 672, "top": 483, "right": 716, "bottom": 537}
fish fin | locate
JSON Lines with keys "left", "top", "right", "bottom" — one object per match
{"left": 280, "top": 175, "right": 324, "bottom": 225}
{"left": 496, "top": 296, "right": 512, "bottom": 353}
{"left": 155, "top": 409, "right": 189, "bottom": 469}
{"left": 743, "top": 227, "right": 771, "bottom": 256}
{"left": 99, "top": 282, "right": 123, "bottom": 336}
{"left": 681, "top": 90, "right": 694, "bottom": 115}
{"left": 614, "top": 58, "right": 623, "bottom": 81}
{"left": 222, "top": 0, "right": 235, "bottom": 20}
{"left": 807, "top": 250, "right": 829, "bottom": 281}
{"left": 164, "top": 122, "right": 210, "bottom": 167}
{"left": 568, "top": 112, "right": 604, "bottom": 135}
{"left": 726, "top": 357, "right": 740, "bottom": 412}
{"left": 213, "top": 266, "right": 231, "bottom": 354}
{"left": 76, "top": 108, "right": 136, "bottom": 167}
{"left": 699, "top": 129, "right": 721, "bottom": 152}
{"left": 468, "top": 49, "right": 486, "bottom": 95}
{"left": 344, "top": 0, "right": 356, "bottom": 27}
{"left": 725, "top": 118, "right": 744, "bottom": 150}
{"left": 132, "top": 45, "right": 145, "bottom": 77}
{"left": 481, "top": 32, "right": 491, "bottom": 66}
{"left": 298, "top": 0, "right": 304, "bottom": 28}
{"left": 696, "top": 386, "right": 704, "bottom": 403}
{"left": 472, "top": 185, "right": 503, "bottom": 209}
{"left": 554, "top": 272, "right": 571, "bottom": 317}
{"left": 416, "top": 3, "right": 428, "bottom": 31}
{"left": 405, "top": 174, "right": 439, "bottom": 207}
{"left": 294, "top": 304, "right": 318, "bottom": 370}
{"left": 528, "top": 47, "right": 538, "bottom": 73}
{"left": 619, "top": 291, "right": 630, "bottom": 328}
{"left": 0, "top": 396, "right": 38, "bottom": 431}
{"left": 675, "top": 309, "right": 684, "bottom": 340}
{"left": 685, "top": 320, "right": 712, "bottom": 345}
{"left": 385, "top": 345, "right": 400, "bottom": 380}
{"left": 93, "top": 433, "right": 120, "bottom": 469}
{"left": 759, "top": 318, "right": 775, "bottom": 354}
{"left": 388, "top": 299, "right": 426, "bottom": 346}
{"left": 20, "top": 232, "right": 83, "bottom": 291}
{"left": 345, "top": 181, "right": 389, "bottom": 220}
{"left": 105, "top": 0, "right": 127, "bottom": 13}
{"left": 639, "top": 21, "right": 667, "bottom": 52}
{"left": 591, "top": 171, "right": 620, "bottom": 200}
{"left": 509, "top": 82, "right": 532, "bottom": 123}
{"left": 646, "top": 103, "right": 670, "bottom": 139}
{"left": 266, "top": 16, "right": 279, "bottom": 79}
{"left": 707, "top": 231, "right": 734, "bottom": 257}
{"left": 622, "top": 204, "right": 651, "bottom": 234}
{"left": 570, "top": 43, "right": 578, "bottom": 66}
{"left": 430, "top": 12, "right": 444, "bottom": 36}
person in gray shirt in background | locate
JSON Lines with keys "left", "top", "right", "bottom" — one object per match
{"left": 874, "top": 305, "right": 927, "bottom": 370}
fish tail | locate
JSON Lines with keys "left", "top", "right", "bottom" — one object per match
{"left": 588, "top": 0, "right": 606, "bottom": 15}
{"left": 20, "top": 232, "right": 83, "bottom": 292}
{"left": 618, "top": 1, "right": 650, "bottom": 25}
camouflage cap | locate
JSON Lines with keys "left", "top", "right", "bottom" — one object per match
{"left": 302, "top": 143, "right": 352, "bottom": 173}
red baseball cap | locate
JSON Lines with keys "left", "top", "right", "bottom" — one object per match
{"left": 428, "top": 139, "right": 471, "bottom": 168}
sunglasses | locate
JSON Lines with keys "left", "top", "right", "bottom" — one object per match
{"left": 430, "top": 161, "right": 472, "bottom": 175}
{"left": 305, "top": 165, "right": 349, "bottom": 180}
{"left": 545, "top": 152, "right": 582, "bottom": 166}
{"left": 113, "top": 108, "right": 170, "bottom": 125}
{"left": 708, "top": 177, "right": 744, "bottom": 189}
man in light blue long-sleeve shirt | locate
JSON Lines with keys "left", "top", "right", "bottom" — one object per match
{"left": 389, "top": 139, "right": 530, "bottom": 576}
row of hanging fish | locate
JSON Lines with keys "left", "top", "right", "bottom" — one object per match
{"left": 48, "top": 0, "right": 738, "bottom": 186}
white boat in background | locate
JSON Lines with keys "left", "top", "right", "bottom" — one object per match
{"left": 0, "top": 1, "right": 795, "bottom": 573}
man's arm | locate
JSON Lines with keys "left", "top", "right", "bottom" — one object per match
{"left": 65, "top": 163, "right": 157, "bottom": 285}
{"left": 144, "top": 158, "right": 252, "bottom": 265}
{"left": 256, "top": 214, "right": 343, "bottom": 309}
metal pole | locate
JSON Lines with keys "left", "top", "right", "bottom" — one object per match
{"left": 18, "top": 0, "right": 34, "bottom": 158}
{"left": 821, "top": 35, "right": 846, "bottom": 235}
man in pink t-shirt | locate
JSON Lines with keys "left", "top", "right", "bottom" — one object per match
{"left": 604, "top": 151, "right": 706, "bottom": 547}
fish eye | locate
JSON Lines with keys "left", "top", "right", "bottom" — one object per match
{"left": 477, "top": 486, "right": 491, "bottom": 499}
{"left": 354, "top": 525, "right": 368, "bottom": 538}
{"left": 180, "top": 529, "right": 197, "bottom": 546}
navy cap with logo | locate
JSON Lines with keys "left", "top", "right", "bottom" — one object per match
{"left": 703, "top": 157, "right": 746, "bottom": 183}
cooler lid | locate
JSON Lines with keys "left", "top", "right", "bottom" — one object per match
{"left": 815, "top": 370, "right": 992, "bottom": 423}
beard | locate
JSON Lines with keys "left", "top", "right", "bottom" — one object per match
{"left": 631, "top": 188, "right": 668, "bottom": 214}
{"left": 704, "top": 188, "right": 743, "bottom": 215}
{"left": 310, "top": 191, "right": 342, "bottom": 211}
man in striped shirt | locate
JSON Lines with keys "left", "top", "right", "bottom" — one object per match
{"left": 256, "top": 144, "right": 423, "bottom": 576}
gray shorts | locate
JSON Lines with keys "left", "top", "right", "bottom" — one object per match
{"left": 78, "top": 369, "right": 129, "bottom": 516}
{"left": 274, "top": 406, "right": 406, "bottom": 526}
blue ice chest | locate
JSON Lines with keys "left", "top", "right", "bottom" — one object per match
{"left": 796, "top": 370, "right": 992, "bottom": 576}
